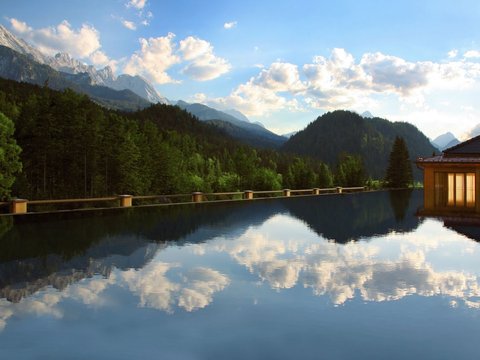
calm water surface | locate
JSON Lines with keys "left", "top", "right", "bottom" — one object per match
{"left": 1, "top": 190, "right": 480, "bottom": 359}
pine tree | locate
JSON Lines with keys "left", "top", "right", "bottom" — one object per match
{"left": 0, "top": 112, "right": 22, "bottom": 200}
{"left": 385, "top": 136, "right": 413, "bottom": 188}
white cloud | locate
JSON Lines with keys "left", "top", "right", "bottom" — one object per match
{"left": 123, "top": 34, "right": 230, "bottom": 84}
{"left": 127, "top": 0, "right": 147, "bottom": 10}
{"left": 9, "top": 18, "right": 31, "bottom": 33}
{"left": 179, "top": 36, "right": 212, "bottom": 60}
{"left": 124, "top": 33, "right": 180, "bottom": 84}
{"left": 464, "top": 50, "right": 480, "bottom": 59}
{"left": 122, "top": 20, "right": 137, "bottom": 30}
{"left": 9, "top": 18, "right": 101, "bottom": 59}
{"left": 255, "top": 62, "right": 304, "bottom": 93}
{"left": 224, "top": 21, "right": 237, "bottom": 29}
{"left": 448, "top": 49, "right": 458, "bottom": 58}
{"left": 89, "top": 50, "right": 118, "bottom": 72}
{"left": 204, "top": 47, "right": 480, "bottom": 120}
{"left": 179, "top": 36, "right": 231, "bottom": 81}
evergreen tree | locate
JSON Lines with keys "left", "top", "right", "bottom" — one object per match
{"left": 335, "top": 153, "right": 365, "bottom": 187}
{"left": 0, "top": 112, "right": 22, "bottom": 200}
{"left": 385, "top": 136, "right": 413, "bottom": 188}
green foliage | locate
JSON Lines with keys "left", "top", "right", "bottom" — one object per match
{"left": 0, "top": 78, "right": 335, "bottom": 199}
{"left": 384, "top": 136, "right": 413, "bottom": 188}
{"left": 335, "top": 153, "right": 366, "bottom": 187}
{"left": 283, "top": 110, "right": 437, "bottom": 180}
{"left": 0, "top": 112, "right": 22, "bottom": 200}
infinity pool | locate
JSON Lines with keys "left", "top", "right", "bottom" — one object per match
{"left": 1, "top": 190, "right": 480, "bottom": 359}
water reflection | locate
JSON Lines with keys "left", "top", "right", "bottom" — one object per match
{"left": 0, "top": 190, "right": 480, "bottom": 332}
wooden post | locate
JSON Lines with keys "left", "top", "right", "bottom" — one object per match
{"left": 312, "top": 188, "right": 320, "bottom": 195}
{"left": 192, "top": 192, "right": 203, "bottom": 203}
{"left": 283, "top": 189, "right": 291, "bottom": 197}
{"left": 119, "top": 195, "right": 133, "bottom": 207}
{"left": 244, "top": 190, "right": 254, "bottom": 200}
{"left": 10, "top": 199, "right": 28, "bottom": 214}
{"left": 336, "top": 187, "right": 343, "bottom": 194}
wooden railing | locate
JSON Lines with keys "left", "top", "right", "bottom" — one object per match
{"left": 0, "top": 186, "right": 366, "bottom": 215}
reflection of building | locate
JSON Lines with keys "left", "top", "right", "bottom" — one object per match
{"left": 417, "top": 136, "right": 480, "bottom": 212}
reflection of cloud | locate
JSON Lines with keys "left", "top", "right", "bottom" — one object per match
{"left": 205, "top": 216, "right": 480, "bottom": 307}
{"left": 119, "top": 262, "right": 230, "bottom": 312}
{"left": 0, "top": 261, "right": 229, "bottom": 331}
{"left": 122, "top": 262, "right": 180, "bottom": 312}
{"left": 178, "top": 267, "right": 230, "bottom": 311}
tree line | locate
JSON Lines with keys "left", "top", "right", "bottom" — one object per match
{"left": 0, "top": 78, "right": 413, "bottom": 201}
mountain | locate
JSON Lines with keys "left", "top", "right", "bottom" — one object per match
{"left": 282, "top": 131, "right": 298, "bottom": 139}
{"left": 0, "top": 24, "right": 48, "bottom": 64}
{"left": 431, "top": 132, "right": 459, "bottom": 150}
{"left": 107, "top": 74, "right": 169, "bottom": 104}
{"left": 0, "top": 25, "right": 167, "bottom": 104}
{"left": 282, "top": 110, "right": 438, "bottom": 180}
{"left": 361, "top": 111, "right": 374, "bottom": 118}
{"left": 443, "top": 138, "right": 461, "bottom": 150}
{"left": 223, "top": 108, "right": 250, "bottom": 122}
{"left": 175, "top": 100, "right": 286, "bottom": 148}
{"left": 0, "top": 45, "right": 150, "bottom": 111}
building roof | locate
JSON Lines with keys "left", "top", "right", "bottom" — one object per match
{"left": 417, "top": 155, "right": 480, "bottom": 164}
{"left": 417, "top": 135, "right": 480, "bottom": 165}
{"left": 443, "top": 134, "right": 480, "bottom": 156}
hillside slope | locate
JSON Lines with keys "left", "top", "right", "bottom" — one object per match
{"left": 283, "top": 110, "right": 438, "bottom": 179}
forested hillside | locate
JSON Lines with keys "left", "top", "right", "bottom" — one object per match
{"left": 283, "top": 110, "right": 438, "bottom": 179}
{"left": 0, "top": 78, "right": 333, "bottom": 200}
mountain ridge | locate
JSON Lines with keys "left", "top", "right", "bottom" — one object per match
{"left": 283, "top": 110, "right": 438, "bottom": 180}
{"left": 0, "top": 25, "right": 168, "bottom": 104}
{"left": 175, "top": 100, "right": 286, "bottom": 148}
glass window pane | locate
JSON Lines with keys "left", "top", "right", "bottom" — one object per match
{"left": 466, "top": 173, "right": 475, "bottom": 207}
{"left": 448, "top": 173, "right": 455, "bottom": 206}
{"left": 456, "top": 173, "right": 465, "bottom": 207}
{"left": 434, "top": 172, "right": 447, "bottom": 207}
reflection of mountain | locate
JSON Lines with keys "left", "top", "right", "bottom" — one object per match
{"left": 0, "top": 191, "right": 422, "bottom": 302}
{"left": 0, "top": 201, "right": 283, "bottom": 301}
{"left": 282, "top": 190, "right": 423, "bottom": 243}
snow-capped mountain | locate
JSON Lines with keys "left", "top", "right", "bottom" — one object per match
{"left": 0, "top": 24, "right": 47, "bottom": 63}
{"left": 108, "top": 74, "right": 169, "bottom": 104}
{"left": 0, "top": 25, "right": 168, "bottom": 104}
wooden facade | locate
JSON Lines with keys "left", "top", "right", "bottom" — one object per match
{"left": 417, "top": 135, "right": 480, "bottom": 213}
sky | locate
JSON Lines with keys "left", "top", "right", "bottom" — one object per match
{"left": 2, "top": 0, "right": 480, "bottom": 139}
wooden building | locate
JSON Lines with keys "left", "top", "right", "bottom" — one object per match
{"left": 417, "top": 135, "right": 480, "bottom": 213}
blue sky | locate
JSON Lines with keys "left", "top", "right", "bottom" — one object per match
{"left": 2, "top": 0, "right": 480, "bottom": 139}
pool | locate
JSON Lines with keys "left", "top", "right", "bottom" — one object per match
{"left": 1, "top": 190, "right": 479, "bottom": 359}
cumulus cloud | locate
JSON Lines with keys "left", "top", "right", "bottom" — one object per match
{"left": 122, "top": 20, "right": 137, "bottom": 30}
{"left": 448, "top": 49, "right": 458, "bottom": 58}
{"left": 127, "top": 0, "right": 147, "bottom": 9}
{"left": 464, "top": 50, "right": 480, "bottom": 59}
{"left": 203, "top": 47, "right": 480, "bottom": 118}
{"left": 224, "top": 21, "right": 237, "bottom": 29}
{"left": 124, "top": 33, "right": 180, "bottom": 84}
{"left": 179, "top": 36, "right": 231, "bottom": 81}
{"left": 9, "top": 18, "right": 102, "bottom": 59}
{"left": 123, "top": 34, "right": 230, "bottom": 84}
{"left": 205, "top": 62, "right": 303, "bottom": 116}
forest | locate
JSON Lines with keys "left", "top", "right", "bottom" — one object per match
{"left": 0, "top": 78, "right": 345, "bottom": 200}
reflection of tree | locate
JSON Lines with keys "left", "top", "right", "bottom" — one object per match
{"left": 283, "top": 190, "right": 422, "bottom": 243}
{"left": 0, "top": 200, "right": 282, "bottom": 301}
{"left": 0, "top": 217, "right": 12, "bottom": 239}
{"left": 389, "top": 189, "right": 413, "bottom": 221}
{"left": 0, "top": 190, "right": 423, "bottom": 302}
